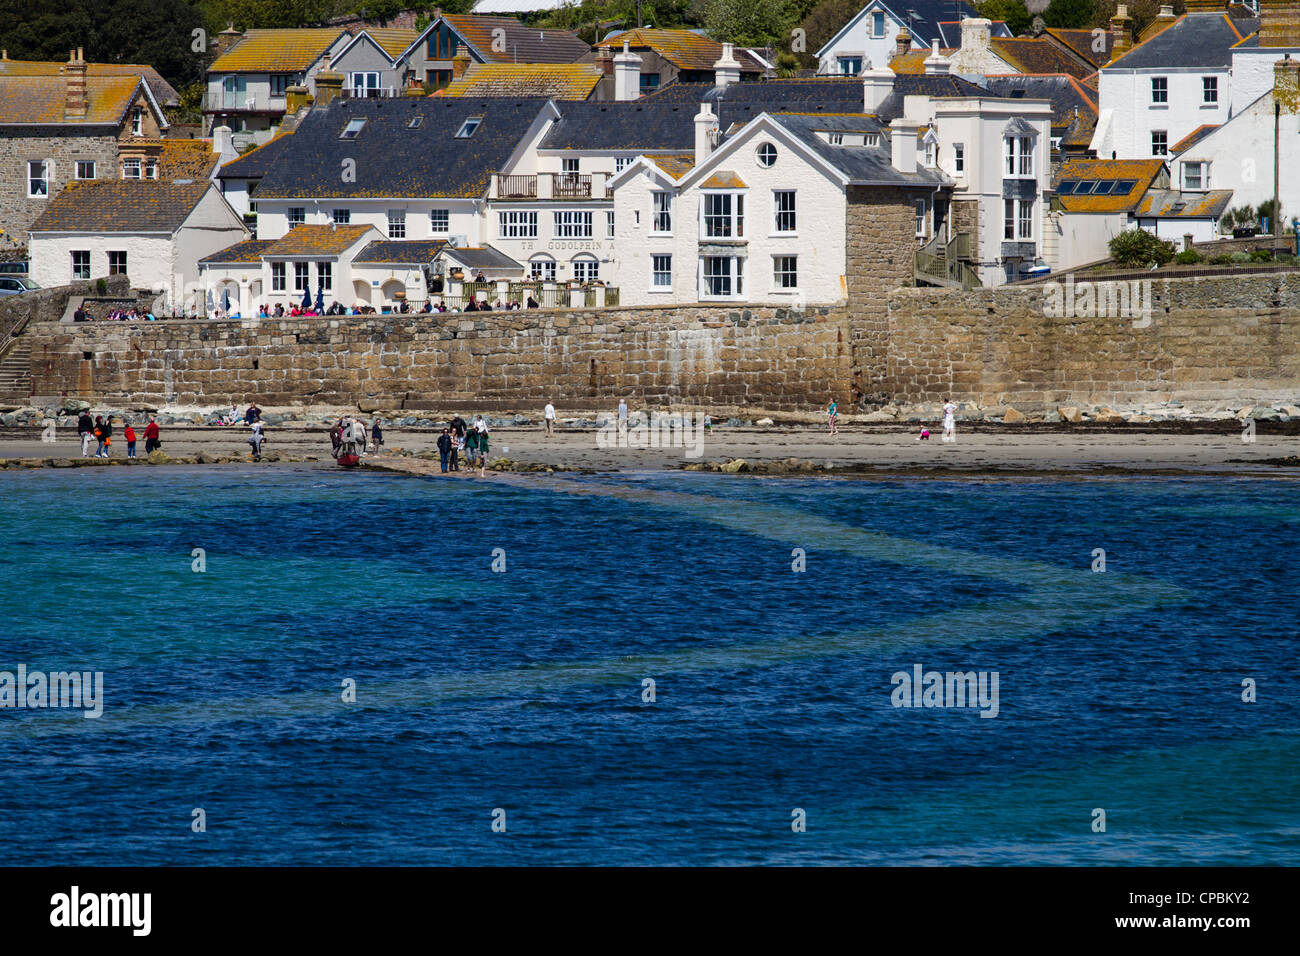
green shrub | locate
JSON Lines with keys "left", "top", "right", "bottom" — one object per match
{"left": 1209, "top": 253, "right": 1234, "bottom": 265}
{"left": 1174, "top": 249, "right": 1202, "bottom": 265}
{"left": 1230, "top": 251, "right": 1251, "bottom": 263}
{"left": 1108, "top": 228, "right": 1176, "bottom": 266}
{"left": 1249, "top": 248, "right": 1274, "bottom": 262}
{"left": 95, "top": 278, "right": 106, "bottom": 294}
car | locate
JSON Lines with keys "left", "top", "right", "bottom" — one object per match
{"left": 0, "top": 276, "right": 39, "bottom": 296}
{"left": 1020, "top": 259, "right": 1052, "bottom": 280}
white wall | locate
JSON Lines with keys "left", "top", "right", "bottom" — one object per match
{"left": 1047, "top": 210, "right": 1127, "bottom": 271}
{"left": 817, "top": 3, "right": 915, "bottom": 74}
{"left": 612, "top": 165, "right": 682, "bottom": 304}
{"left": 32, "top": 234, "right": 173, "bottom": 296}
{"left": 255, "top": 198, "right": 480, "bottom": 244}
{"left": 1095, "top": 68, "right": 1230, "bottom": 159}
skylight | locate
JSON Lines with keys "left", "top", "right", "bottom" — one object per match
{"left": 407, "top": 115, "right": 423, "bottom": 129}
{"left": 340, "top": 118, "right": 366, "bottom": 139}
{"left": 456, "top": 116, "right": 482, "bottom": 138}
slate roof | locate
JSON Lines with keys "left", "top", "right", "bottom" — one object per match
{"left": 354, "top": 239, "right": 448, "bottom": 263}
{"left": 541, "top": 100, "right": 697, "bottom": 150}
{"left": 1135, "top": 188, "right": 1232, "bottom": 219}
{"left": 210, "top": 29, "right": 348, "bottom": 73}
{"left": 1172, "top": 123, "right": 1220, "bottom": 153}
{"left": 253, "top": 97, "right": 551, "bottom": 199}
{"left": 199, "top": 239, "right": 273, "bottom": 264}
{"left": 982, "top": 74, "right": 1097, "bottom": 132}
{"left": 934, "top": 20, "right": 1012, "bottom": 47}
{"left": 768, "top": 113, "right": 947, "bottom": 186}
{"left": 216, "top": 131, "right": 294, "bottom": 181}
{"left": 0, "top": 59, "right": 178, "bottom": 106}
{"left": 0, "top": 74, "right": 142, "bottom": 126}
{"left": 439, "top": 14, "right": 589, "bottom": 64}
{"left": 29, "top": 180, "right": 212, "bottom": 233}
{"left": 148, "top": 139, "right": 220, "bottom": 181}
{"left": 889, "top": 50, "right": 951, "bottom": 73}
{"left": 1044, "top": 28, "right": 1112, "bottom": 70}
{"left": 438, "top": 245, "right": 523, "bottom": 270}
{"left": 1107, "top": 14, "right": 1255, "bottom": 70}
{"left": 1052, "top": 158, "right": 1167, "bottom": 213}
{"left": 599, "top": 29, "right": 764, "bottom": 73}
{"left": 872, "top": 73, "right": 1006, "bottom": 122}
{"left": 261, "top": 224, "right": 377, "bottom": 257}
{"left": 989, "top": 37, "right": 1094, "bottom": 80}
{"left": 438, "top": 63, "right": 603, "bottom": 99}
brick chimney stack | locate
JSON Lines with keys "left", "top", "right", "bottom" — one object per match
{"left": 1109, "top": 4, "right": 1134, "bottom": 62}
{"left": 451, "top": 44, "right": 471, "bottom": 79}
{"left": 895, "top": 28, "right": 912, "bottom": 60}
{"left": 314, "top": 53, "right": 344, "bottom": 106}
{"left": 65, "top": 48, "right": 87, "bottom": 120}
{"left": 1259, "top": 0, "right": 1300, "bottom": 47}
{"left": 596, "top": 45, "right": 613, "bottom": 75}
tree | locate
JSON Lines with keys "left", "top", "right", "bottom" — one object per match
{"left": 796, "top": 0, "right": 859, "bottom": 67}
{"left": 979, "top": 0, "right": 1031, "bottom": 37}
{"left": 1042, "top": 0, "right": 1094, "bottom": 29}
{"left": 1108, "top": 227, "right": 1175, "bottom": 266}
{"left": 1090, "top": 1, "right": 1185, "bottom": 39}
{"left": 699, "top": 0, "right": 802, "bottom": 46}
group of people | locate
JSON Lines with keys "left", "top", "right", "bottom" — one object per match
{"left": 76, "top": 412, "right": 160, "bottom": 458}
{"left": 436, "top": 414, "right": 491, "bottom": 476}
{"left": 329, "top": 416, "right": 384, "bottom": 458}
{"left": 826, "top": 397, "right": 960, "bottom": 441}
{"left": 72, "top": 306, "right": 156, "bottom": 322}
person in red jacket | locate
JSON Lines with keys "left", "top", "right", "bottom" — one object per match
{"left": 124, "top": 423, "right": 138, "bottom": 458}
{"left": 143, "top": 417, "right": 161, "bottom": 454}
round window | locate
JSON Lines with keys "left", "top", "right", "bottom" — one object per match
{"left": 756, "top": 142, "right": 777, "bottom": 167}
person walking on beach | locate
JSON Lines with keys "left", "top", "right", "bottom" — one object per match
{"left": 77, "top": 411, "right": 94, "bottom": 457}
{"left": 144, "top": 417, "right": 160, "bottom": 454}
{"left": 477, "top": 420, "right": 490, "bottom": 476}
{"left": 544, "top": 401, "right": 556, "bottom": 438}
{"left": 465, "top": 422, "right": 480, "bottom": 467}
{"left": 97, "top": 416, "right": 113, "bottom": 458}
{"left": 827, "top": 399, "right": 839, "bottom": 436}
{"left": 617, "top": 398, "right": 628, "bottom": 439}
{"left": 437, "top": 428, "right": 452, "bottom": 472}
{"left": 942, "top": 398, "right": 957, "bottom": 443}
{"left": 124, "top": 423, "right": 137, "bottom": 458}
{"left": 329, "top": 420, "right": 343, "bottom": 453}
{"left": 371, "top": 418, "right": 384, "bottom": 454}
{"left": 248, "top": 421, "right": 265, "bottom": 461}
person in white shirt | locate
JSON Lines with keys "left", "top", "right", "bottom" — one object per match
{"left": 617, "top": 399, "right": 628, "bottom": 437}
{"left": 942, "top": 399, "right": 958, "bottom": 443}
{"left": 543, "top": 402, "right": 556, "bottom": 437}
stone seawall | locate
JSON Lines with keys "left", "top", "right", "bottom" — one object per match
{"left": 26, "top": 304, "right": 854, "bottom": 412}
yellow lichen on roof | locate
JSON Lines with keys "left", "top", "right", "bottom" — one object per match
{"left": 0, "top": 73, "right": 141, "bottom": 125}
{"left": 1135, "top": 188, "right": 1232, "bottom": 218}
{"left": 1053, "top": 158, "right": 1166, "bottom": 213}
{"left": 700, "top": 170, "right": 746, "bottom": 189}
{"left": 890, "top": 50, "right": 952, "bottom": 74}
{"left": 649, "top": 154, "right": 694, "bottom": 178}
{"left": 210, "top": 29, "right": 346, "bottom": 73}
{"left": 157, "top": 140, "right": 220, "bottom": 180}
{"left": 361, "top": 28, "right": 421, "bottom": 59}
{"left": 263, "top": 224, "right": 376, "bottom": 257}
{"left": 604, "top": 28, "right": 739, "bottom": 71}
{"left": 437, "top": 63, "right": 602, "bottom": 99}
{"left": 989, "top": 37, "right": 1093, "bottom": 79}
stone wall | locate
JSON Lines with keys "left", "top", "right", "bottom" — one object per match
{"left": 844, "top": 185, "right": 923, "bottom": 303}
{"left": 26, "top": 303, "right": 854, "bottom": 412}
{"left": 1, "top": 274, "right": 132, "bottom": 341}
{"left": 0, "top": 130, "right": 120, "bottom": 244}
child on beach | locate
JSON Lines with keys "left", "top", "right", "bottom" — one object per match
{"left": 124, "top": 423, "right": 137, "bottom": 458}
{"left": 828, "top": 399, "right": 839, "bottom": 435}
{"left": 916, "top": 427, "right": 930, "bottom": 441}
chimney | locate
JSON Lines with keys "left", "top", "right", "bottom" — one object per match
{"left": 694, "top": 101, "right": 717, "bottom": 166}
{"left": 614, "top": 40, "right": 642, "bottom": 101}
{"left": 215, "top": 24, "right": 243, "bottom": 58}
{"left": 890, "top": 118, "right": 920, "bottom": 173}
{"left": 714, "top": 42, "right": 741, "bottom": 88}
{"left": 451, "top": 44, "right": 471, "bottom": 79}
{"left": 862, "top": 59, "right": 895, "bottom": 112}
{"left": 923, "top": 40, "right": 950, "bottom": 74}
{"left": 65, "top": 48, "right": 87, "bottom": 120}
{"left": 212, "top": 124, "right": 236, "bottom": 161}
{"left": 1275, "top": 52, "right": 1300, "bottom": 99}
{"left": 895, "top": 28, "right": 913, "bottom": 60}
{"left": 960, "top": 17, "right": 991, "bottom": 55}
{"left": 1109, "top": 4, "right": 1134, "bottom": 61}
{"left": 404, "top": 73, "right": 425, "bottom": 96}
{"left": 1259, "top": 0, "right": 1300, "bottom": 46}
{"left": 1183, "top": 0, "right": 1226, "bottom": 12}
{"left": 314, "top": 54, "right": 344, "bottom": 107}
{"left": 285, "top": 83, "right": 312, "bottom": 113}
{"left": 596, "top": 45, "right": 614, "bottom": 75}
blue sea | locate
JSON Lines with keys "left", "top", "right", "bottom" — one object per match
{"left": 0, "top": 466, "right": 1296, "bottom": 865}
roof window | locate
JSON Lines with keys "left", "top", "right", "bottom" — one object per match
{"left": 341, "top": 118, "right": 366, "bottom": 139}
{"left": 456, "top": 116, "right": 482, "bottom": 138}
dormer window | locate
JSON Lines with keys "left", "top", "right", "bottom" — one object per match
{"left": 131, "top": 107, "right": 143, "bottom": 136}
{"left": 456, "top": 116, "right": 482, "bottom": 138}
{"left": 407, "top": 115, "right": 423, "bottom": 129}
{"left": 122, "top": 157, "right": 141, "bottom": 179}
{"left": 340, "top": 118, "right": 366, "bottom": 139}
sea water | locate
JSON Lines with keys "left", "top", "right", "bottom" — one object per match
{"left": 0, "top": 467, "right": 1296, "bottom": 865}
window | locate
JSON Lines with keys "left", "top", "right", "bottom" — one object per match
{"left": 756, "top": 142, "right": 777, "bottom": 167}
{"left": 828, "top": 132, "right": 844, "bottom": 145}
{"left": 287, "top": 207, "right": 306, "bottom": 226}
{"left": 270, "top": 74, "right": 291, "bottom": 97}
{"left": 1203, "top": 76, "right": 1218, "bottom": 104}
{"left": 652, "top": 191, "right": 672, "bottom": 232}
{"left": 838, "top": 56, "right": 862, "bottom": 76}
{"left": 1003, "top": 198, "right": 1033, "bottom": 240}
{"left": 562, "top": 158, "right": 580, "bottom": 174}
{"left": 954, "top": 143, "right": 964, "bottom": 173}
{"left": 639, "top": 73, "right": 659, "bottom": 94}
{"left": 914, "top": 198, "right": 928, "bottom": 237}
{"left": 75, "top": 160, "right": 96, "bottom": 180}
{"left": 1151, "top": 77, "right": 1167, "bottom": 105}
{"left": 1183, "top": 161, "right": 1208, "bottom": 190}
{"left": 1151, "top": 130, "right": 1168, "bottom": 156}
{"left": 340, "top": 118, "right": 366, "bottom": 139}
{"left": 271, "top": 262, "right": 286, "bottom": 291}
{"left": 701, "top": 255, "right": 743, "bottom": 298}
{"left": 773, "top": 255, "right": 798, "bottom": 290}
{"left": 122, "top": 157, "right": 141, "bottom": 179}
{"left": 529, "top": 256, "right": 556, "bottom": 280}
{"left": 294, "top": 262, "right": 310, "bottom": 291}
{"left": 455, "top": 116, "right": 482, "bottom": 138}
{"left": 772, "top": 190, "right": 796, "bottom": 233}
{"left": 144, "top": 159, "right": 158, "bottom": 180}
{"left": 614, "top": 156, "right": 631, "bottom": 173}
{"left": 1004, "top": 135, "right": 1033, "bottom": 177}
{"left": 651, "top": 254, "right": 672, "bottom": 288}
{"left": 332, "top": 208, "right": 350, "bottom": 225}
{"left": 71, "top": 250, "right": 90, "bottom": 280}
{"left": 387, "top": 209, "right": 406, "bottom": 238}
{"left": 350, "top": 72, "right": 380, "bottom": 97}
{"left": 108, "top": 251, "right": 128, "bottom": 275}
{"left": 703, "top": 192, "right": 744, "bottom": 238}
{"left": 924, "top": 139, "right": 936, "bottom": 168}
{"left": 499, "top": 211, "right": 538, "bottom": 238}
{"left": 131, "top": 107, "right": 143, "bottom": 136}
{"left": 553, "top": 210, "right": 592, "bottom": 238}
{"left": 407, "top": 115, "right": 423, "bottom": 129}
{"left": 430, "top": 209, "right": 449, "bottom": 233}
{"left": 606, "top": 210, "right": 615, "bottom": 239}
{"left": 572, "top": 257, "right": 599, "bottom": 282}
{"left": 317, "top": 262, "right": 332, "bottom": 291}
{"left": 871, "top": 11, "right": 886, "bottom": 38}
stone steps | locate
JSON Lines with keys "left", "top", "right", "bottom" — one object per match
{"left": 0, "top": 338, "right": 32, "bottom": 402}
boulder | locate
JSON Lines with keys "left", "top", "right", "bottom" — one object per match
{"left": 1093, "top": 408, "right": 1126, "bottom": 424}
{"left": 1236, "top": 406, "right": 1254, "bottom": 419}
{"left": 62, "top": 399, "right": 91, "bottom": 413}
{"left": 1002, "top": 407, "right": 1026, "bottom": 423}
{"left": 1281, "top": 405, "right": 1300, "bottom": 418}
{"left": 720, "top": 458, "right": 749, "bottom": 473}
{"left": 1057, "top": 406, "right": 1082, "bottom": 423}
{"left": 755, "top": 417, "right": 775, "bottom": 427}
{"left": 1249, "top": 406, "right": 1281, "bottom": 420}
{"left": 195, "top": 451, "right": 222, "bottom": 464}
{"left": 357, "top": 399, "right": 385, "bottom": 412}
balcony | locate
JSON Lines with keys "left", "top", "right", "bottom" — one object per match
{"left": 489, "top": 172, "right": 609, "bottom": 201}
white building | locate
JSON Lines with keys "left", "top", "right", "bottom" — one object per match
{"left": 816, "top": 0, "right": 996, "bottom": 76}
{"left": 28, "top": 180, "right": 249, "bottom": 314}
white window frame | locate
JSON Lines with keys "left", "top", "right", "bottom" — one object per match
{"left": 350, "top": 72, "right": 380, "bottom": 96}
{"left": 1003, "top": 198, "right": 1033, "bottom": 240}
{"left": 572, "top": 256, "right": 599, "bottom": 282}
{"left": 651, "top": 254, "right": 672, "bottom": 290}
{"left": 499, "top": 211, "right": 538, "bottom": 239}
{"left": 71, "top": 250, "right": 90, "bottom": 280}
{"left": 553, "top": 210, "right": 592, "bottom": 239}
{"left": 1202, "top": 76, "right": 1218, "bottom": 105}
{"left": 271, "top": 262, "right": 286, "bottom": 291}
{"left": 1151, "top": 76, "right": 1168, "bottom": 105}
{"left": 332, "top": 208, "right": 350, "bottom": 225}
{"left": 954, "top": 143, "right": 964, "bottom": 174}
{"left": 606, "top": 210, "right": 615, "bottom": 239}
{"left": 1183, "top": 161, "right": 1207, "bottom": 191}
{"left": 108, "top": 251, "right": 128, "bottom": 275}
{"left": 772, "top": 254, "right": 798, "bottom": 292}
{"left": 287, "top": 206, "right": 306, "bottom": 226}
{"left": 75, "top": 160, "right": 96, "bottom": 180}
{"left": 700, "top": 255, "right": 744, "bottom": 300}
{"left": 529, "top": 255, "right": 556, "bottom": 281}
{"left": 914, "top": 198, "right": 928, "bottom": 238}
{"left": 293, "top": 261, "right": 310, "bottom": 292}
{"left": 701, "top": 191, "right": 745, "bottom": 239}
{"left": 430, "top": 208, "right": 449, "bottom": 233}
{"left": 871, "top": 11, "right": 886, "bottom": 38}
{"left": 387, "top": 209, "right": 406, "bottom": 239}
{"left": 122, "top": 157, "right": 141, "bottom": 179}
{"left": 27, "top": 160, "right": 49, "bottom": 197}
{"left": 651, "top": 191, "right": 672, "bottom": 233}
{"left": 455, "top": 116, "right": 482, "bottom": 138}
{"left": 772, "top": 190, "right": 796, "bottom": 235}
{"left": 317, "top": 261, "right": 332, "bottom": 291}
{"left": 1002, "top": 135, "right": 1034, "bottom": 178}
{"left": 131, "top": 107, "right": 143, "bottom": 136}
{"left": 1151, "top": 130, "right": 1168, "bottom": 156}
{"left": 340, "top": 118, "right": 366, "bottom": 139}
{"left": 562, "top": 157, "right": 580, "bottom": 174}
